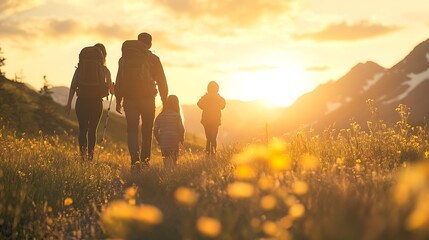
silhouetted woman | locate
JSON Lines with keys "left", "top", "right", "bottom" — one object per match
{"left": 197, "top": 81, "right": 226, "bottom": 156}
{"left": 154, "top": 95, "right": 185, "bottom": 168}
{"left": 66, "top": 43, "right": 114, "bottom": 160}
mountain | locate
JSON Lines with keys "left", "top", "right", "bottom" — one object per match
{"left": 274, "top": 38, "right": 429, "bottom": 132}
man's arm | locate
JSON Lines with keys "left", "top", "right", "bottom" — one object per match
{"left": 115, "top": 58, "right": 124, "bottom": 114}
{"left": 66, "top": 69, "right": 78, "bottom": 115}
{"left": 151, "top": 54, "right": 168, "bottom": 104}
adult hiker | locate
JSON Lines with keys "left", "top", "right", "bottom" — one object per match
{"left": 66, "top": 43, "right": 114, "bottom": 161}
{"left": 115, "top": 32, "right": 168, "bottom": 170}
{"left": 197, "top": 81, "right": 226, "bottom": 156}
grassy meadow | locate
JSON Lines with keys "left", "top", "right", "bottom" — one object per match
{"left": 1, "top": 103, "right": 429, "bottom": 240}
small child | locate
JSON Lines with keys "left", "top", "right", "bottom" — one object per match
{"left": 197, "top": 81, "right": 226, "bottom": 156}
{"left": 154, "top": 95, "right": 185, "bottom": 169}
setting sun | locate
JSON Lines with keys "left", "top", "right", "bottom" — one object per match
{"left": 226, "top": 64, "right": 311, "bottom": 106}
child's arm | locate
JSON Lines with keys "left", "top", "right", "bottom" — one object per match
{"left": 178, "top": 115, "right": 185, "bottom": 144}
{"left": 153, "top": 116, "right": 161, "bottom": 144}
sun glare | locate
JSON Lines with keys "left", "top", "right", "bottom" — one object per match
{"left": 227, "top": 65, "right": 311, "bottom": 107}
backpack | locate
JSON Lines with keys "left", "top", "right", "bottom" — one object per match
{"left": 116, "top": 40, "right": 156, "bottom": 98}
{"left": 76, "top": 46, "right": 108, "bottom": 98}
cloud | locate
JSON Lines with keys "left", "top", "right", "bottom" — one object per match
{"left": 154, "top": 0, "right": 297, "bottom": 27}
{"left": 239, "top": 65, "right": 277, "bottom": 71}
{"left": 0, "top": 0, "right": 45, "bottom": 15}
{"left": 294, "top": 20, "right": 401, "bottom": 42}
{"left": 0, "top": 18, "right": 185, "bottom": 51}
{"left": 306, "top": 65, "right": 329, "bottom": 71}
{"left": 163, "top": 62, "right": 201, "bottom": 68}
{"left": 0, "top": 18, "right": 132, "bottom": 42}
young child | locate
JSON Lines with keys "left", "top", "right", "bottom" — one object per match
{"left": 154, "top": 95, "right": 185, "bottom": 169}
{"left": 197, "top": 81, "right": 226, "bottom": 156}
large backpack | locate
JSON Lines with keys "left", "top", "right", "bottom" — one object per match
{"left": 76, "top": 46, "right": 108, "bottom": 98}
{"left": 116, "top": 40, "right": 156, "bottom": 98}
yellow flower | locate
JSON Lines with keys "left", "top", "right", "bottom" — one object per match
{"left": 124, "top": 186, "right": 138, "bottom": 200}
{"left": 234, "top": 164, "right": 256, "bottom": 179}
{"left": 292, "top": 181, "right": 309, "bottom": 195}
{"left": 227, "top": 182, "right": 255, "bottom": 199}
{"left": 258, "top": 176, "right": 274, "bottom": 191}
{"left": 134, "top": 205, "right": 163, "bottom": 225}
{"left": 262, "top": 221, "right": 278, "bottom": 236}
{"left": 270, "top": 155, "right": 291, "bottom": 171}
{"left": 175, "top": 187, "right": 197, "bottom": 206}
{"left": 64, "top": 197, "right": 73, "bottom": 206}
{"left": 289, "top": 203, "right": 305, "bottom": 219}
{"left": 196, "top": 217, "right": 222, "bottom": 238}
{"left": 260, "top": 195, "right": 277, "bottom": 211}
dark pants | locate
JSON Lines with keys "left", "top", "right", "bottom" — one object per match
{"left": 75, "top": 97, "right": 102, "bottom": 160}
{"left": 161, "top": 149, "right": 178, "bottom": 169}
{"left": 124, "top": 97, "right": 155, "bottom": 165}
{"left": 203, "top": 124, "right": 219, "bottom": 155}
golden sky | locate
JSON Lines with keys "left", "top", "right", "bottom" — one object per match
{"left": 1, "top": 0, "right": 428, "bottom": 106}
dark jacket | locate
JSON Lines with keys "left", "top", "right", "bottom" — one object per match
{"left": 197, "top": 93, "right": 226, "bottom": 126}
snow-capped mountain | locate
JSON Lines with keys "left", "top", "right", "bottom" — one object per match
{"left": 275, "top": 38, "right": 429, "bottom": 132}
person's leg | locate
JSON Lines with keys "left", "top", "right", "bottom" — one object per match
{"left": 124, "top": 99, "right": 140, "bottom": 165}
{"left": 87, "top": 99, "right": 103, "bottom": 160}
{"left": 140, "top": 97, "right": 155, "bottom": 164}
{"left": 203, "top": 125, "right": 211, "bottom": 155}
{"left": 75, "top": 98, "right": 89, "bottom": 160}
{"left": 211, "top": 126, "right": 219, "bottom": 154}
{"left": 162, "top": 149, "right": 177, "bottom": 169}
{"left": 172, "top": 149, "right": 179, "bottom": 166}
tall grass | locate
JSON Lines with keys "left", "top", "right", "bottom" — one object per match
{"left": 1, "top": 103, "right": 429, "bottom": 239}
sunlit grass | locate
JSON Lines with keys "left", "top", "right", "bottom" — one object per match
{"left": 1, "top": 102, "right": 429, "bottom": 239}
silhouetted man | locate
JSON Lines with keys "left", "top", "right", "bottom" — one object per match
{"left": 115, "top": 32, "right": 168, "bottom": 169}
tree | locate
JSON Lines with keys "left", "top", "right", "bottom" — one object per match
{"left": 0, "top": 47, "right": 5, "bottom": 76}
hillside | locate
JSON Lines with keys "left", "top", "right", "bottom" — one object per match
{"left": 0, "top": 75, "right": 76, "bottom": 134}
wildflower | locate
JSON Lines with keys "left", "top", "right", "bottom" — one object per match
{"left": 262, "top": 221, "right": 278, "bottom": 236}
{"left": 234, "top": 164, "right": 256, "bottom": 179}
{"left": 124, "top": 186, "right": 138, "bottom": 200}
{"left": 258, "top": 176, "right": 274, "bottom": 191}
{"left": 175, "top": 187, "right": 197, "bottom": 206}
{"left": 293, "top": 181, "right": 308, "bottom": 195}
{"left": 227, "top": 182, "right": 255, "bottom": 199}
{"left": 270, "top": 155, "right": 291, "bottom": 171}
{"left": 289, "top": 203, "right": 305, "bottom": 219}
{"left": 260, "top": 195, "right": 277, "bottom": 211}
{"left": 134, "top": 205, "right": 163, "bottom": 225}
{"left": 336, "top": 157, "right": 345, "bottom": 165}
{"left": 196, "top": 217, "right": 222, "bottom": 238}
{"left": 64, "top": 197, "right": 73, "bottom": 206}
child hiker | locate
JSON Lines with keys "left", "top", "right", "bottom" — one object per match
{"left": 154, "top": 95, "right": 185, "bottom": 169}
{"left": 197, "top": 81, "right": 226, "bottom": 156}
